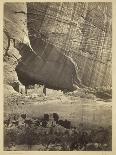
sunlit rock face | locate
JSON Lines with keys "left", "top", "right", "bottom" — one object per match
{"left": 4, "top": 3, "right": 29, "bottom": 44}
{"left": 3, "top": 3, "right": 30, "bottom": 91}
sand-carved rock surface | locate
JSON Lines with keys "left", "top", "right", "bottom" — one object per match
{"left": 3, "top": 3, "right": 30, "bottom": 92}
{"left": 4, "top": 2, "right": 82, "bottom": 92}
{"left": 4, "top": 2, "right": 112, "bottom": 93}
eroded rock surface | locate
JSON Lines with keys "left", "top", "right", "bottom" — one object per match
{"left": 4, "top": 2, "right": 82, "bottom": 93}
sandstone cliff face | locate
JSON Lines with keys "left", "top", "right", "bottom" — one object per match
{"left": 3, "top": 2, "right": 79, "bottom": 93}
{"left": 3, "top": 3, "right": 30, "bottom": 94}
{"left": 4, "top": 3, "right": 29, "bottom": 44}
{"left": 27, "top": 2, "right": 112, "bottom": 89}
{"left": 3, "top": 2, "right": 112, "bottom": 95}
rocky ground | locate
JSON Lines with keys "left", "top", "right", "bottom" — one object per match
{"left": 4, "top": 86, "right": 112, "bottom": 151}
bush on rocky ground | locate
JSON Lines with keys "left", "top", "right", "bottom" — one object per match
{"left": 4, "top": 113, "right": 112, "bottom": 151}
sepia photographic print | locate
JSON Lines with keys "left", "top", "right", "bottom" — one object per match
{"left": 2, "top": 0, "right": 113, "bottom": 152}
